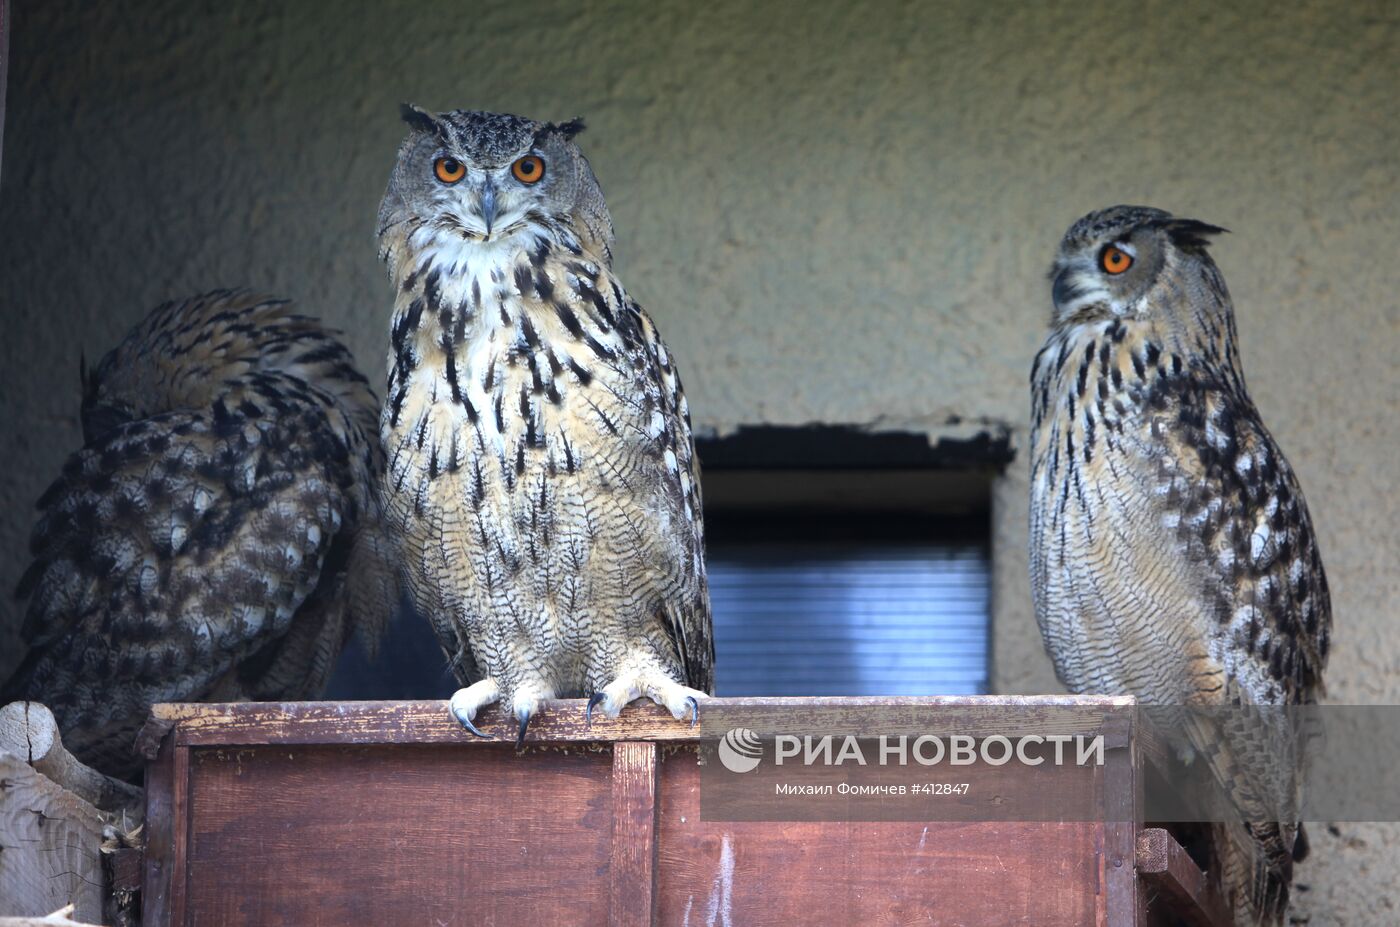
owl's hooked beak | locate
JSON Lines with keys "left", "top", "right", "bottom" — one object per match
{"left": 477, "top": 181, "right": 499, "bottom": 238}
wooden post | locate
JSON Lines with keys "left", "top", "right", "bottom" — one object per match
{"left": 1100, "top": 706, "right": 1144, "bottom": 926}
{"left": 139, "top": 727, "right": 188, "bottom": 927}
{"left": 609, "top": 741, "right": 659, "bottom": 927}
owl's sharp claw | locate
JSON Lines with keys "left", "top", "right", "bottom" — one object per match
{"left": 586, "top": 692, "right": 606, "bottom": 728}
{"left": 453, "top": 709, "right": 490, "bottom": 739}
{"left": 448, "top": 679, "right": 501, "bottom": 740}
{"left": 686, "top": 695, "right": 700, "bottom": 727}
{"left": 515, "top": 710, "right": 532, "bottom": 749}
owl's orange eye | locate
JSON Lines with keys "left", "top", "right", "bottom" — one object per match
{"left": 434, "top": 157, "right": 466, "bottom": 184}
{"left": 1101, "top": 245, "right": 1133, "bottom": 275}
{"left": 511, "top": 155, "right": 545, "bottom": 184}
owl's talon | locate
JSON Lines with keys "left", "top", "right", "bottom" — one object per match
{"left": 686, "top": 695, "right": 700, "bottom": 727}
{"left": 454, "top": 711, "right": 490, "bottom": 739}
{"left": 515, "top": 710, "right": 532, "bottom": 749}
{"left": 448, "top": 679, "right": 501, "bottom": 740}
{"left": 586, "top": 692, "right": 606, "bottom": 728}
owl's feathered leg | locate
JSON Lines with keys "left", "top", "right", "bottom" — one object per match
{"left": 448, "top": 678, "right": 500, "bottom": 738}
{"left": 591, "top": 664, "right": 707, "bottom": 725}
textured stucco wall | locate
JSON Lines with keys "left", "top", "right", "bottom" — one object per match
{"left": 1, "top": 1, "right": 1395, "bottom": 919}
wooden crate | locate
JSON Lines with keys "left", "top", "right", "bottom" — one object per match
{"left": 137, "top": 696, "right": 1228, "bottom": 926}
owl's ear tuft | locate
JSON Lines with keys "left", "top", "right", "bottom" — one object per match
{"left": 553, "top": 117, "right": 587, "bottom": 140}
{"left": 1162, "top": 219, "right": 1229, "bottom": 252}
{"left": 400, "top": 103, "right": 440, "bottom": 134}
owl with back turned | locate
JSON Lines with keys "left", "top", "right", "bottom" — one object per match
{"left": 1029, "top": 207, "right": 1331, "bottom": 925}
{"left": 376, "top": 106, "right": 712, "bottom": 744}
{"left": 1, "top": 290, "right": 393, "bottom": 779}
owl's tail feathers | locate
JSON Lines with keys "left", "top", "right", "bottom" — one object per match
{"left": 1212, "top": 819, "right": 1303, "bottom": 926}
{"left": 1179, "top": 708, "right": 1308, "bottom": 925}
{"left": 345, "top": 518, "right": 401, "bottom": 660}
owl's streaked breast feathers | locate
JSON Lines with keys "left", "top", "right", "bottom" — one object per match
{"left": 3, "top": 290, "right": 391, "bottom": 778}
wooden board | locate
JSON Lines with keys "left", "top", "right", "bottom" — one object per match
{"left": 657, "top": 752, "right": 1105, "bottom": 926}
{"left": 180, "top": 744, "right": 611, "bottom": 926}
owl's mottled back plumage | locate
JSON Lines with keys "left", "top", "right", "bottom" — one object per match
{"left": 1029, "top": 207, "right": 1331, "bottom": 925}
{"left": 3, "top": 290, "right": 392, "bottom": 778}
{"left": 377, "top": 107, "right": 712, "bottom": 742}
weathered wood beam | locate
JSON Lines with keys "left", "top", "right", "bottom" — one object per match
{"left": 0, "top": 701, "right": 143, "bottom": 813}
{"left": 1136, "top": 827, "right": 1231, "bottom": 927}
{"left": 0, "top": 756, "right": 107, "bottom": 921}
{"left": 142, "top": 695, "right": 1138, "bottom": 747}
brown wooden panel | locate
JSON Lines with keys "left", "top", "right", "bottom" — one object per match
{"left": 169, "top": 745, "right": 190, "bottom": 927}
{"left": 182, "top": 744, "right": 612, "bottom": 926}
{"left": 1101, "top": 714, "right": 1143, "bottom": 926}
{"left": 693, "top": 736, "right": 1103, "bottom": 824}
{"left": 653, "top": 751, "right": 1104, "bottom": 926}
{"left": 140, "top": 733, "right": 180, "bottom": 927}
{"left": 610, "top": 742, "right": 659, "bottom": 927}
{"left": 140, "top": 734, "right": 172, "bottom": 927}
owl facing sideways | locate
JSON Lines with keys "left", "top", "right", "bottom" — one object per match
{"left": 1029, "top": 207, "right": 1330, "bottom": 925}
{"left": 2, "top": 291, "right": 393, "bottom": 779}
{"left": 376, "top": 106, "right": 713, "bottom": 744}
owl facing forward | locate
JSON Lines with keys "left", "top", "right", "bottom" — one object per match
{"left": 2, "top": 291, "right": 392, "bottom": 779}
{"left": 1029, "top": 207, "right": 1330, "bottom": 925}
{"left": 377, "top": 106, "right": 713, "bottom": 743}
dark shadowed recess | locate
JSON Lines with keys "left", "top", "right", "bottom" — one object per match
{"left": 327, "top": 425, "right": 1008, "bottom": 700}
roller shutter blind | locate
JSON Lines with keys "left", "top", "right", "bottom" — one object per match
{"left": 710, "top": 540, "right": 990, "bottom": 697}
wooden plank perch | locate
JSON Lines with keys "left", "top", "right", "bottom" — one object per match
{"left": 143, "top": 693, "right": 1140, "bottom": 746}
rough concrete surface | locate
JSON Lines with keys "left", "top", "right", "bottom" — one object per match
{"left": 0, "top": 1, "right": 1394, "bottom": 921}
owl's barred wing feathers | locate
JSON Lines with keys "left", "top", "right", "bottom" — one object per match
{"left": 4, "top": 291, "right": 388, "bottom": 779}
{"left": 628, "top": 303, "right": 712, "bottom": 693}
{"left": 1147, "top": 375, "right": 1330, "bottom": 704}
{"left": 1149, "top": 374, "right": 1327, "bottom": 920}
{"left": 4, "top": 389, "right": 361, "bottom": 776}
